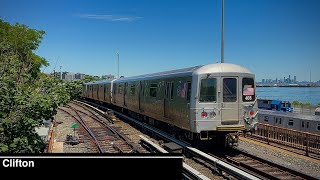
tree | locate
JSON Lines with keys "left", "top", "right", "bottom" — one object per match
{"left": 292, "top": 100, "right": 301, "bottom": 106}
{"left": 65, "top": 75, "right": 99, "bottom": 100}
{"left": 303, "top": 102, "right": 312, "bottom": 106}
{"left": 0, "top": 19, "right": 70, "bottom": 152}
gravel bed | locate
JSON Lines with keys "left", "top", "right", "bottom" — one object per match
{"left": 54, "top": 109, "right": 97, "bottom": 153}
{"left": 236, "top": 139, "right": 320, "bottom": 179}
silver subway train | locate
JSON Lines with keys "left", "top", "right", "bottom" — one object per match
{"left": 258, "top": 109, "right": 320, "bottom": 135}
{"left": 81, "top": 63, "right": 259, "bottom": 144}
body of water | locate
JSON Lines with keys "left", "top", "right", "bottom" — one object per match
{"left": 256, "top": 87, "right": 320, "bottom": 105}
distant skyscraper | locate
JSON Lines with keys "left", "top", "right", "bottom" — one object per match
{"left": 294, "top": 76, "right": 296, "bottom": 83}
{"left": 262, "top": 79, "right": 265, "bottom": 83}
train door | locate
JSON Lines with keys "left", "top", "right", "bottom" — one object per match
{"left": 164, "top": 82, "right": 172, "bottom": 118}
{"left": 220, "top": 77, "right": 239, "bottom": 123}
{"left": 124, "top": 82, "right": 128, "bottom": 106}
{"left": 139, "top": 81, "right": 144, "bottom": 111}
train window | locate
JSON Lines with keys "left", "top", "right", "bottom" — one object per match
{"left": 302, "top": 121, "right": 304, "bottom": 128}
{"left": 317, "top": 124, "right": 320, "bottom": 131}
{"left": 150, "top": 83, "right": 157, "bottom": 98}
{"left": 223, "top": 78, "right": 237, "bottom": 102}
{"left": 165, "top": 82, "right": 170, "bottom": 98}
{"left": 199, "top": 78, "right": 217, "bottom": 102}
{"left": 187, "top": 82, "right": 192, "bottom": 101}
{"left": 275, "top": 117, "right": 278, "bottom": 123}
{"left": 288, "top": 119, "right": 294, "bottom": 126}
{"left": 279, "top": 118, "right": 282, "bottom": 124}
{"left": 242, "top": 78, "right": 255, "bottom": 102}
{"left": 307, "top": 122, "right": 309, "bottom": 128}
{"left": 264, "top": 116, "right": 269, "bottom": 122}
{"left": 118, "top": 84, "right": 122, "bottom": 94}
{"left": 170, "top": 82, "right": 174, "bottom": 100}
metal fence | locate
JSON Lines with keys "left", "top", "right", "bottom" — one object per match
{"left": 250, "top": 123, "right": 320, "bottom": 156}
{"left": 292, "top": 104, "right": 318, "bottom": 115}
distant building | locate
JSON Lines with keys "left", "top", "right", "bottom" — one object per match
{"left": 75, "top": 73, "right": 85, "bottom": 80}
{"left": 101, "top": 74, "right": 115, "bottom": 80}
{"left": 65, "top": 73, "right": 75, "bottom": 81}
{"left": 294, "top": 76, "right": 297, "bottom": 83}
{"left": 62, "top": 72, "right": 68, "bottom": 80}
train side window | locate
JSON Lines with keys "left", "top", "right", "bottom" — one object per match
{"left": 307, "top": 122, "right": 309, "bottom": 128}
{"left": 170, "top": 82, "right": 174, "bottom": 100}
{"left": 288, "top": 119, "right": 294, "bottom": 126}
{"left": 317, "top": 124, "right": 320, "bottom": 131}
{"left": 113, "top": 85, "right": 117, "bottom": 94}
{"left": 165, "top": 82, "right": 170, "bottom": 98}
{"left": 264, "top": 116, "right": 269, "bottom": 122}
{"left": 118, "top": 84, "right": 122, "bottom": 94}
{"left": 130, "top": 84, "right": 136, "bottom": 96}
{"left": 279, "top": 118, "right": 282, "bottom": 124}
{"left": 186, "top": 82, "right": 192, "bottom": 101}
{"left": 199, "top": 78, "right": 217, "bottom": 102}
{"left": 150, "top": 83, "right": 157, "bottom": 98}
{"left": 302, "top": 121, "right": 304, "bottom": 128}
{"left": 275, "top": 117, "right": 278, "bottom": 123}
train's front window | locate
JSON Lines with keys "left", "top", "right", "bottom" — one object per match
{"left": 242, "top": 78, "right": 255, "bottom": 102}
{"left": 223, "top": 78, "right": 237, "bottom": 102}
{"left": 199, "top": 78, "right": 217, "bottom": 102}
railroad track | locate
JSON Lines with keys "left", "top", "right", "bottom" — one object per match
{"left": 68, "top": 102, "right": 146, "bottom": 153}
{"left": 75, "top": 99, "right": 318, "bottom": 179}
{"left": 58, "top": 104, "right": 142, "bottom": 153}
{"left": 210, "top": 147, "right": 317, "bottom": 180}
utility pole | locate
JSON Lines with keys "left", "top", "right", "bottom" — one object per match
{"left": 117, "top": 51, "right": 120, "bottom": 78}
{"left": 310, "top": 70, "right": 311, "bottom": 83}
{"left": 221, "top": 0, "right": 224, "bottom": 63}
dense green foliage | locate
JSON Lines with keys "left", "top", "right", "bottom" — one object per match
{"left": 0, "top": 19, "right": 72, "bottom": 152}
{"left": 64, "top": 76, "right": 98, "bottom": 100}
{"left": 292, "top": 100, "right": 301, "bottom": 105}
{"left": 303, "top": 102, "right": 312, "bottom": 106}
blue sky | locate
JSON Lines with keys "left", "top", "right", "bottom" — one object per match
{"left": 1, "top": 0, "right": 319, "bottom": 82}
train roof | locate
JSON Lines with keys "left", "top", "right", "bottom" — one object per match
{"left": 193, "top": 63, "right": 252, "bottom": 75}
{"left": 84, "top": 80, "right": 112, "bottom": 85}
{"left": 113, "top": 63, "right": 253, "bottom": 83}
{"left": 259, "top": 109, "right": 320, "bottom": 122}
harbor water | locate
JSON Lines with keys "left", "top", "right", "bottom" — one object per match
{"left": 256, "top": 87, "right": 320, "bottom": 105}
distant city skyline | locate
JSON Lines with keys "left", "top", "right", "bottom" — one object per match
{"left": 1, "top": 0, "right": 319, "bottom": 82}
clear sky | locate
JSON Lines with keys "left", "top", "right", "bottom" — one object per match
{"left": 1, "top": 0, "right": 319, "bottom": 82}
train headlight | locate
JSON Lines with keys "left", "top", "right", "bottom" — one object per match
{"left": 201, "top": 112, "right": 207, "bottom": 118}
{"left": 249, "top": 110, "right": 255, "bottom": 116}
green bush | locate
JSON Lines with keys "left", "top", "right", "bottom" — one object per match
{"left": 292, "top": 100, "right": 301, "bottom": 105}
{"left": 303, "top": 102, "right": 312, "bottom": 106}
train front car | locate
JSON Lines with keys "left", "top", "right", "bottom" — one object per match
{"left": 190, "top": 63, "right": 258, "bottom": 146}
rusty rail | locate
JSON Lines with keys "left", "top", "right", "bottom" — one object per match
{"left": 47, "top": 123, "right": 55, "bottom": 153}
